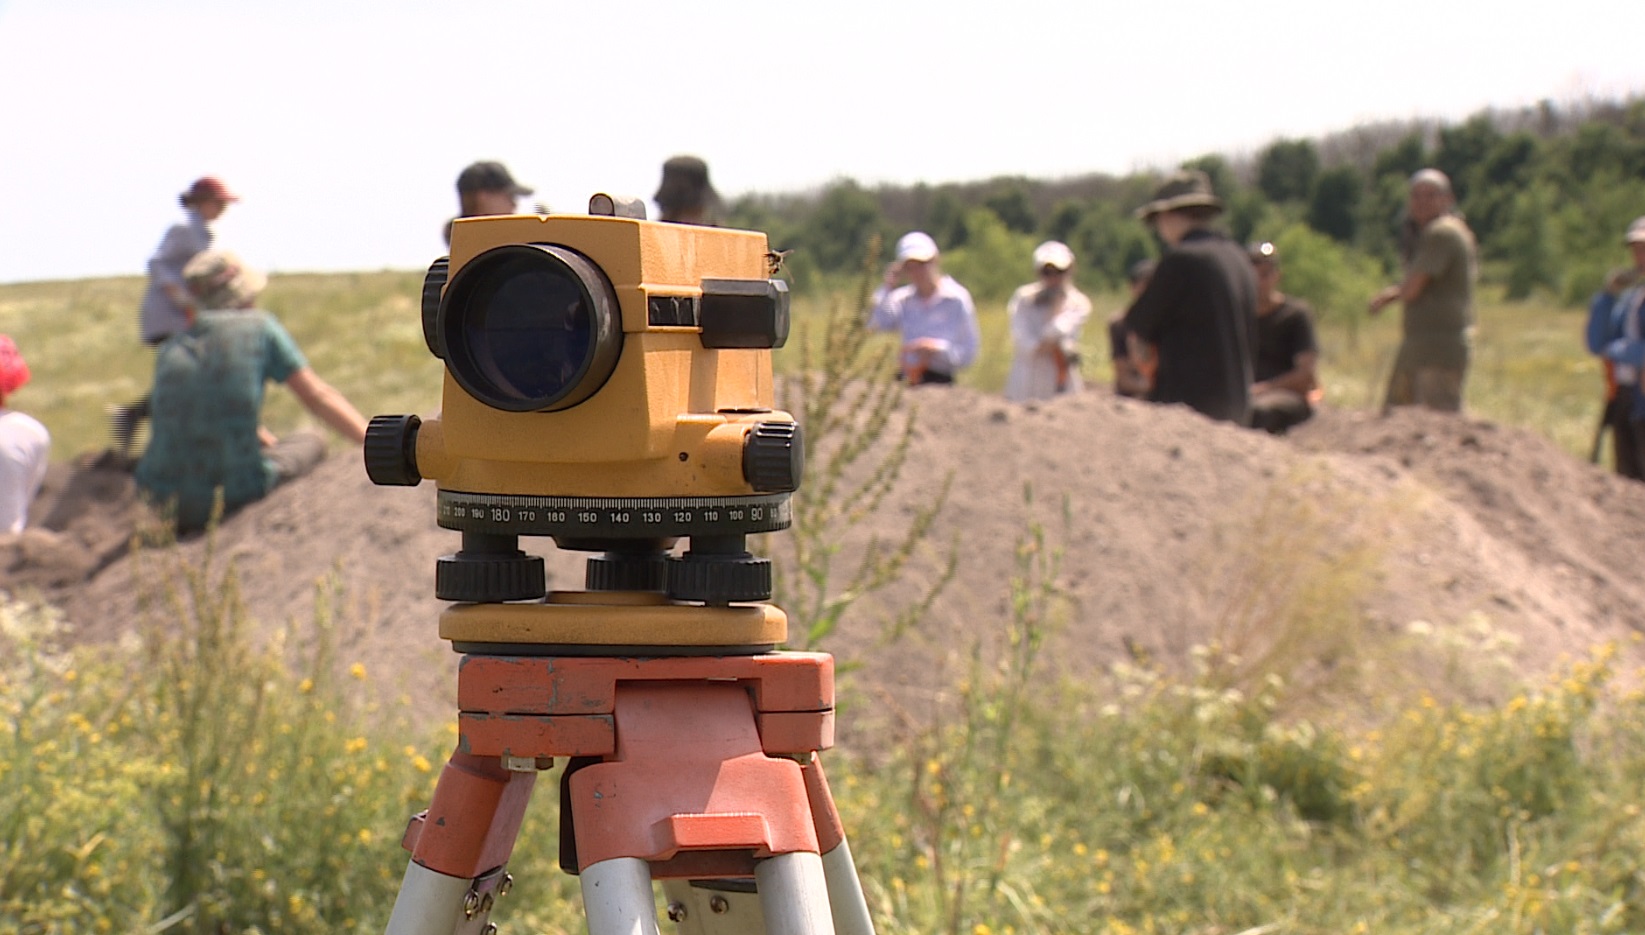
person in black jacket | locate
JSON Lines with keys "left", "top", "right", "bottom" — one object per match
{"left": 1121, "top": 170, "right": 1257, "bottom": 425}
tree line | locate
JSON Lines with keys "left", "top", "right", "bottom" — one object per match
{"left": 727, "top": 95, "right": 1645, "bottom": 313}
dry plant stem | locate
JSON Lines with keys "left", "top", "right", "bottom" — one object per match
{"left": 774, "top": 234, "right": 955, "bottom": 650}
{"left": 911, "top": 487, "right": 1070, "bottom": 935}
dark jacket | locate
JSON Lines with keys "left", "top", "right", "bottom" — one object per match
{"left": 1122, "top": 229, "right": 1257, "bottom": 425}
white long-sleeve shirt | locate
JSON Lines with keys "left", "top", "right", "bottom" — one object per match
{"left": 867, "top": 276, "right": 981, "bottom": 377}
{"left": 1004, "top": 282, "right": 1091, "bottom": 402}
{"left": 0, "top": 408, "right": 50, "bottom": 533}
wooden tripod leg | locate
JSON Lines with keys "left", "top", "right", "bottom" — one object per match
{"left": 386, "top": 751, "right": 537, "bottom": 935}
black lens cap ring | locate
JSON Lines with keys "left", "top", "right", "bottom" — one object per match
{"left": 438, "top": 243, "right": 623, "bottom": 412}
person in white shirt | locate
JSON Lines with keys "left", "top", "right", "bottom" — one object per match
{"left": 1004, "top": 241, "right": 1092, "bottom": 402}
{"left": 867, "top": 232, "right": 980, "bottom": 385}
{"left": 0, "top": 335, "right": 50, "bottom": 534}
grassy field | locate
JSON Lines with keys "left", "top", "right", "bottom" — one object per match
{"left": 1, "top": 269, "right": 1635, "bottom": 934}
{"left": 0, "top": 271, "right": 1605, "bottom": 463}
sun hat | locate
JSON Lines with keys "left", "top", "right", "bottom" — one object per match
{"left": 895, "top": 231, "right": 940, "bottom": 263}
{"left": 654, "top": 155, "right": 721, "bottom": 216}
{"left": 0, "top": 335, "right": 31, "bottom": 397}
{"left": 1625, "top": 216, "right": 1645, "bottom": 245}
{"left": 183, "top": 249, "right": 269, "bottom": 310}
{"left": 1134, "top": 170, "right": 1223, "bottom": 220}
{"left": 457, "top": 161, "right": 533, "bottom": 197}
{"left": 184, "top": 176, "right": 238, "bottom": 204}
{"left": 1032, "top": 240, "right": 1075, "bottom": 271}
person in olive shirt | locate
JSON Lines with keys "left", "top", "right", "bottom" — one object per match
{"left": 1247, "top": 241, "right": 1320, "bottom": 434}
{"left": 1122, "top": 170, "right": 1257, "bottom": 425}
{"left": 1368, "top": 168, "right": 1478, "bottom": 413}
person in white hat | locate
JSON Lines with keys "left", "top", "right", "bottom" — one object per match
{"left": 1584, "top": 215, "right": 1645, "bottom": 480}
{"left": 866, "top": 231, "right": 980, "bottom": 385}
{"left": 1003, "top": 241, "right": 1091, "bottom": 402}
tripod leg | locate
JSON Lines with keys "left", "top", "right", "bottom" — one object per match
{"left": 756, "top": 851, "right": 836, "bottom": 935}
{"left": 386, "top": 752, "right": 535, "bottom": 935}
{"left": 582, "top": 857, "right": 662, "bottom": 935}
{"left": 802, "top": 758, "right": 876, "bottom": 935}
{"left": 384, "top": 862, "right": 477, "bottom": 935}
{"left": 818, "top": 842, "right": 875, "bottom": 935}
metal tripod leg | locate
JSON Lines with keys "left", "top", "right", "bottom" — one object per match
{"left": 755, "top": 851, "right": 836, "bottom": 935}
{"left": 582, "top": 857, "right": 662, "bottom": 935}
{"left": 818, "top": 842, "right": 875, "bottom": 935}
{"left": 803, "top": 757, "right": 876, "bottom": 935}
{"left": 384, "top": 752, "right": 535, "bottom": 935}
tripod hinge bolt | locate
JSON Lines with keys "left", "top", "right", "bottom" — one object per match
{"left": 463, "top": 890, "right": 481, "bottom": 918}
{"left": 710, "top": 895, "right": 731, "bottom": 914}
{"left": 482, "top": 925, "right": 498, "bottom": 935}
{"left": 667, "top": 901, "right": 688, "bottom": 922}
{"left": 499, "top": 873, "right": 514, "bottom": 896}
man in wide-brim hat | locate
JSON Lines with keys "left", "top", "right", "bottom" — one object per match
{"left": 1120, "top": 170, "right": 1257, "bottom": 426}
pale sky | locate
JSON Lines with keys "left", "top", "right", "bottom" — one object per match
{"left": 1, "top": 0, "right": 1639, "bottom": 284}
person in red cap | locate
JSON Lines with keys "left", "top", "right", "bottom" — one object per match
{"left": 0, "top": 335, "right": 50, "bottom": 533}
{"left": 112, "top": 175, "right": 240, "bottom": 452}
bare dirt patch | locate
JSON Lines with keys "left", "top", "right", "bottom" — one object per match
{"left": 6, "top": 388, "right": 1642, "bottom": 741}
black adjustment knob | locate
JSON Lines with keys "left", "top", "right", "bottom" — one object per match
{"left": 666, "top": 553, "right": 772, "bottom": 605}
{"left": 436, "top": 551, "right": 547, "bottom": 603}
{"left": 364, "top": 414, "right": 422, "bottom": 486}
{"left": 743, "top": 421, "right": 803, "bottom": 493}
{"left": 421, "top": 256, "right": 450, "bottom": 358}
{"left": 586, "top": 553, "right": 667, "bottom": 591}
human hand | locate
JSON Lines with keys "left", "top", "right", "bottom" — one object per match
{"left": 1605, "top": 266, "right": 1641, "bottom": 294}
{"left": 1367, "top": 286, "right": 1399, "bottom": 315}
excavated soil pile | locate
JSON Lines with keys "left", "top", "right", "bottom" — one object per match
{"left": 6, "top": 390, "right": 1643, "bottom": 741}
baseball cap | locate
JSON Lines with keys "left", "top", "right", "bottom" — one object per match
{"left": 1032, "top": 240, "right": 1074, "bottom": 271}
{"left": 1626, "top": 216, "right": 1645, "bottom": 245}
{"left": 457, "top": 161, "right": 533, "bottom": 197}
{"left": 183, "top": 249, "right": 269, "bottom": 310}
{"left": 895, "top": 231, "right": 939, "bottom": 263}
{"left": 0, "top": 335, "right": 30, "bottom": 397}
{"left": 185, "top": 176, "right": 239, "bottom": 203}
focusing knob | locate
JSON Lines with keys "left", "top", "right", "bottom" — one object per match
{"left": 364, "top": 414, "right": 422, "bottom": 486}
{"left": 743, "top": 421, "right": 803, "bottom": 493}
{"left": 436, "top": 551, "right": 547, "bottom": 603}
{"left": 666, "top": 552, "right": 772, "bottom": 605}
{"left": 421, "top": 256, "right": 449, "bottom": 357}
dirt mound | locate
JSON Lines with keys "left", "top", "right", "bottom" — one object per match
{"left": 6, "top": 390, "right": 1643, "bottom": 738}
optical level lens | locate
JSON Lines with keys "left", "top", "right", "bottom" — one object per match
{"left": 439, "top": 245, "right": 622, "bottom": 411}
